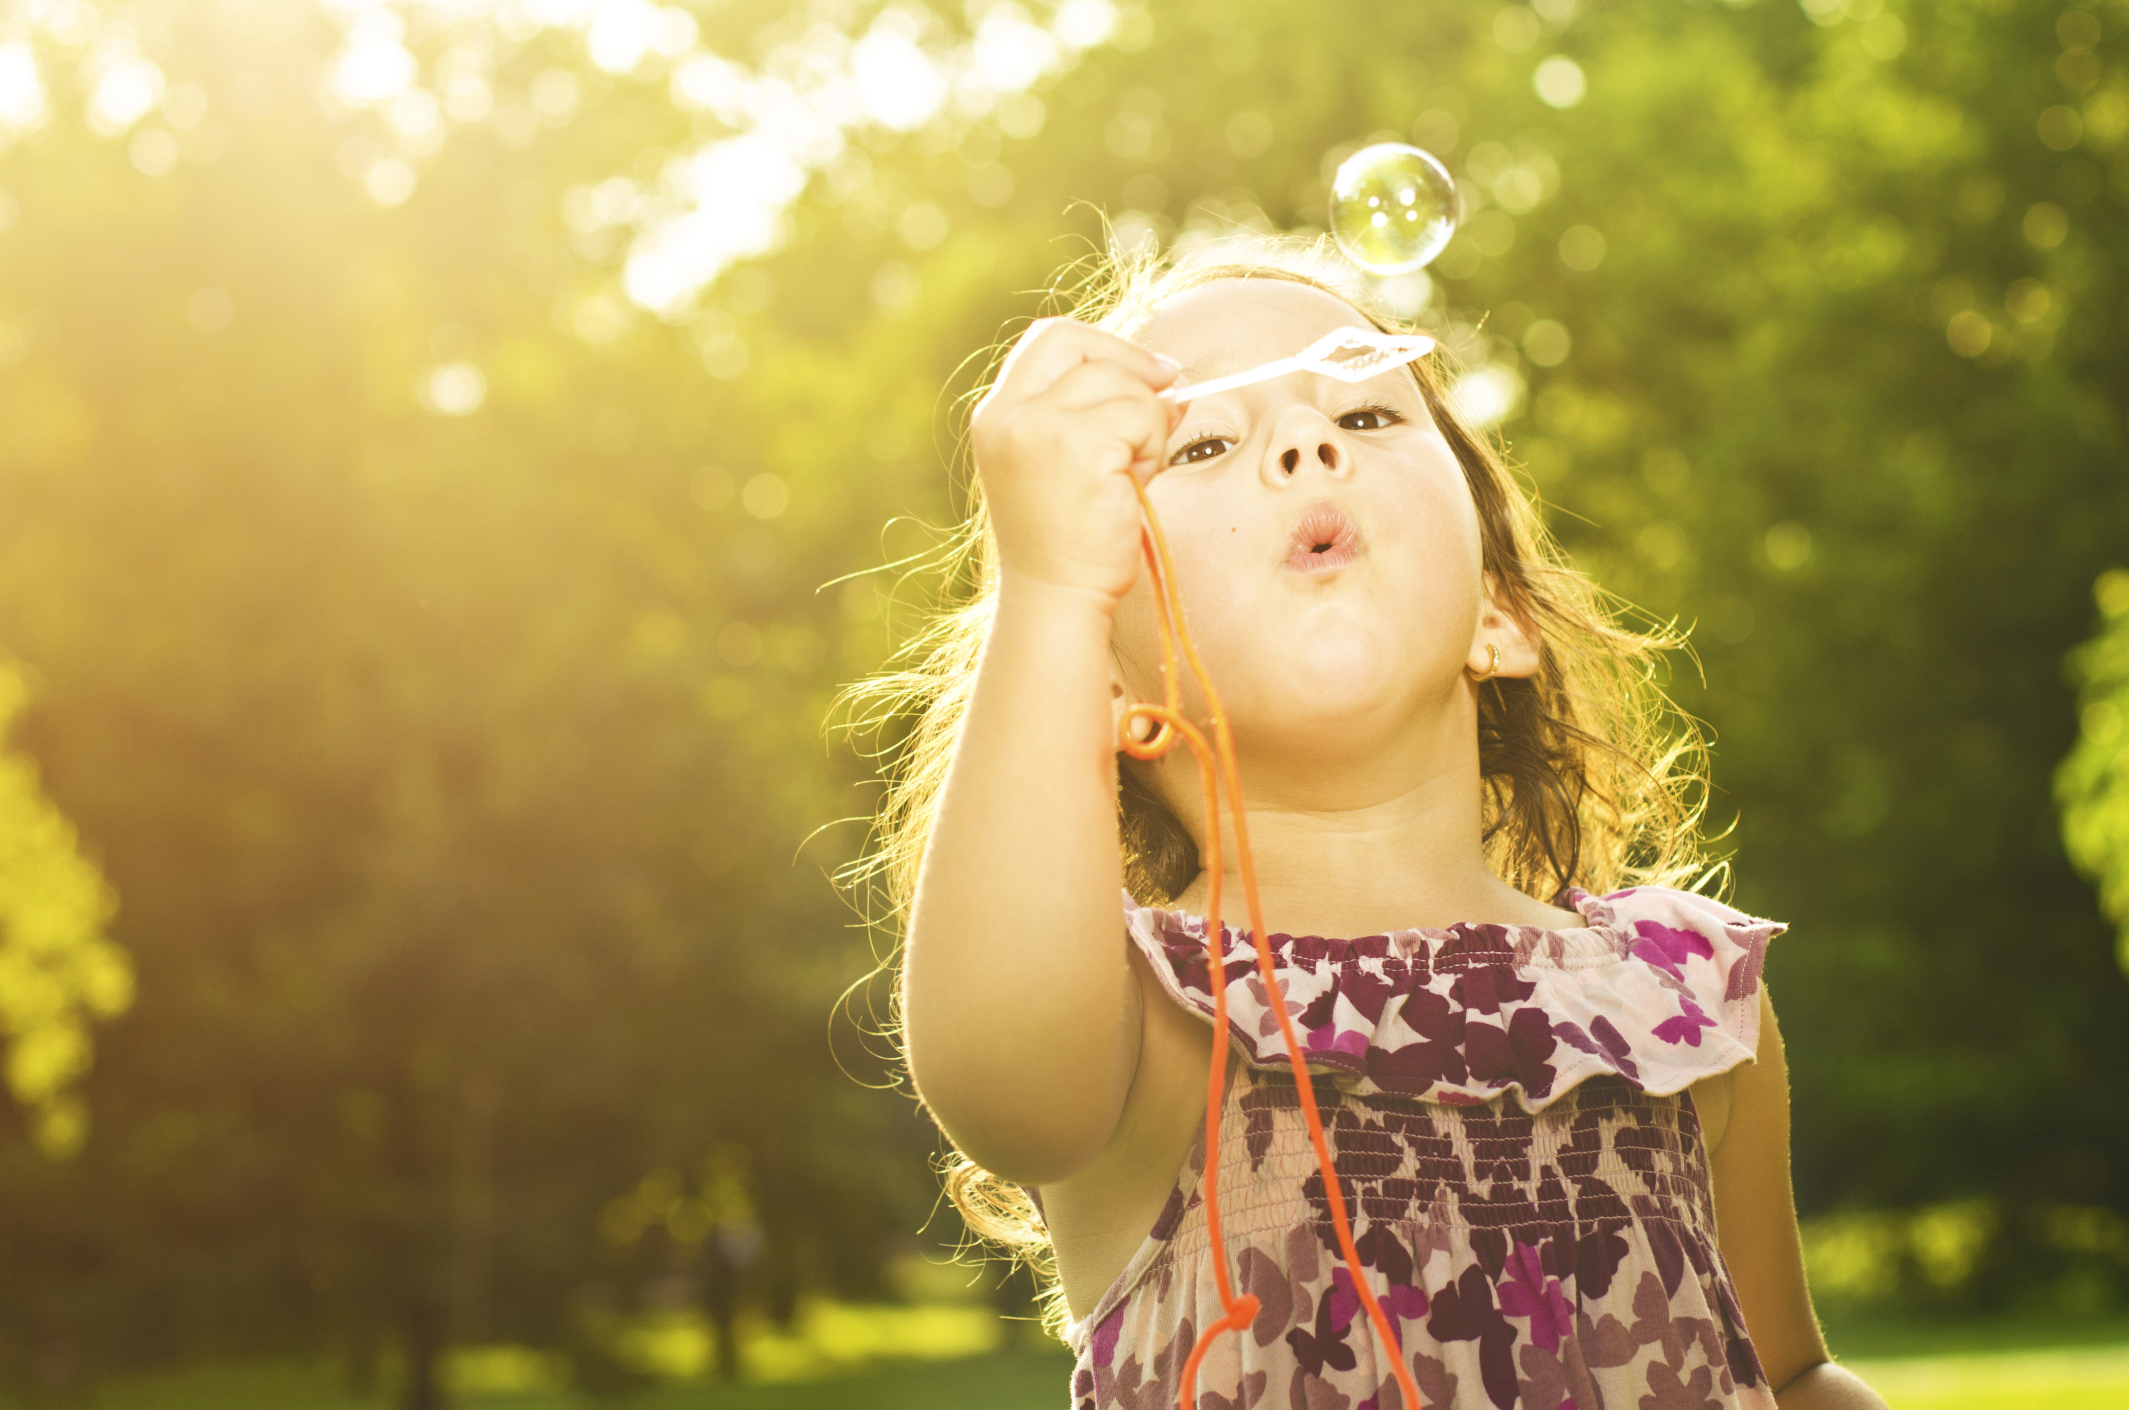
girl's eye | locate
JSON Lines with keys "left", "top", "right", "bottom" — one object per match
{"left": 1170, "top": 436, "right": 1233, "bottom": 466}
{"left": 1337, "top": 406, "right": 1403, "bottom": 432}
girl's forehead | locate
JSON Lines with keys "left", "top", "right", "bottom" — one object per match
{"left": 1134, "top": 279, "right": 1373, "bottom": 366}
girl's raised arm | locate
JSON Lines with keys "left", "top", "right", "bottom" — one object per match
{"left": 901, "top": 320, "right": 1183, "bottom": 1185}
{"left": 1713, "top": 986, "right": 1890, "bottom": 1409}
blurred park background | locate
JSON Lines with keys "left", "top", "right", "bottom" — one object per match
{"left": 0, "top": 0, "right": 2127, "bottom": 1405}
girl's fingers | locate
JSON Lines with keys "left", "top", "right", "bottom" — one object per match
{"left": 1039, "top": 358, "right": 1169, "bottom": 413}
{"left": 993, "top": 318, "right": 1180, "bottom": 405}
{"left": 1035, "top": 373, "right": 1173, "bottom": 471}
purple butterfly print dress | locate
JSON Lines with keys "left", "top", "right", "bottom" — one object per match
{"left": 1061, "top": 886, "right": 1781, "bottom": 1410}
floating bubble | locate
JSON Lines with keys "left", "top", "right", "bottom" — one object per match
{"left": 1328, "top": 143, "right": 1461, "bottom": 276}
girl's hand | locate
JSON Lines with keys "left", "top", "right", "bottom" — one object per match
{"left": 970, "top": 319, "right": 1185, "bottom": 607}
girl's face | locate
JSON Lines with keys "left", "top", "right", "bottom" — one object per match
{"left": 1115, "top": 278, "right": 1492, "bottom": 786}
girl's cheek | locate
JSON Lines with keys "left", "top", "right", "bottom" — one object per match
{"left": 1109, "top": 579, "right": 1165, "bottom": 697}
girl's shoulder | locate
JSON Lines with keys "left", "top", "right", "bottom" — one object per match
{"left": 1121, "top": 884, "right": 1781, "bottom": 1114}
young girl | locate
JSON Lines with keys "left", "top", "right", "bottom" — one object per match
{"left": 861, "top": 238, "right": 1885, "bottom": 1409}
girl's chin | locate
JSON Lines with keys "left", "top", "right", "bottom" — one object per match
{"left": 1285, "top": 622, "right": 1403, "bottom": 681}
{"left": 1233, "top": 630, "right": 1446, "bottom": 723}
{"left": 1134, "top": 606, "right": 1463, "bottom": 730}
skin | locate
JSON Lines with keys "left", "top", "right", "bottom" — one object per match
{"left": 902, "top": 278, "right": 1884, "bottom": 1407}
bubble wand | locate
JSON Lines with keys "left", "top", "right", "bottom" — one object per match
{"left": 1118, "top": 143, "right": 1459, "bottom": 1410}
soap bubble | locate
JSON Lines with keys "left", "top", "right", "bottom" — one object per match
{"left": 1329, "top": 143, "right": 1461, "bottom": 276}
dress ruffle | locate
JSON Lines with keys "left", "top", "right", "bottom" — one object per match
{"left": 1124, "top": 885, "right": 1779, "bottom": 1113}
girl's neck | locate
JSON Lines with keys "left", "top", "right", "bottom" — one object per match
{"left": 1164, "top": 768, "right": 1580, "bottom": 940}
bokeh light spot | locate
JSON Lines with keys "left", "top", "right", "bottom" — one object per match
{"left": 1533, "top": 56, "right": 1585, "bottom": 109}
{"left": 1052, "top": 0, "right": 1119, "bottom": 49}
{"left": 1373, "top": 271, "right": 1432, "bottom": 317}
{"left": 2005, "top": 279, "right": 2051, "bottom": 324}
{"left": 0, "top": 42, "right": 45, "bottom": 132}
{"left": 716, "top": 622, "right": 763, "bottom": 666}
{"left": 162, "top": 82, "right": 208, "bottom": 131}
{"left": 128, "top": 128, "right": 178, "bottom": 176}
{"left": 1493, "top": 7, "right": 1541, "bottom": 53}
{"left": 1945, "top": 310, "right": 1991, "bottom": 358}
{"left": 1638, "top": 522, "right": 1688, "bottom": 572}
{"left": 418, "top": 363, "right": 487, "bottom": 416}
{"left": 2038, "top": 106, "right": 2082, "bottom": 152}
{"left": 970, "top": 7, "right": 1056, "bottom": 94}
{"left": 967, "top": 162, "right": 1015, "bottom": 208}
{"left": 896, "top": 201, "right": 950, "bottom": 251}
{"left": 1764, "top": 522, "right": 1814, "bottom": 571}
{"left": 88, "top": 56, "right": 164, "bottom": 136}
{"left": 529, "top": 70, "right": 582, "bottom": 123}
{"left": 2097, "top": 568, "right": 2129, "bottom": 618}
{"left": 574, "top": 294, "right": 633, "bottom": 344}
{"left": 853, "top": 23, "right": 945, "bottom": 132}
{"left": 586, "top": 0, "right": 697, "bottom": 76}
{"left": 1523, "top": 319, "right": 1571, "bottom": 367}
{"left": 387, "top": 89, "right": 442, "bottom": 145}
{"left": 1448, "top": 365, "right": 1523, "bottom": 428}
{"left": 742, "top": 474, "right": 790, "bottom": 520}
{"left": 995, "top": 91, "right": 1045, "bottom": 139}
{"left": 1492, "top": 166, "right": 1544, "bottom": 214}
{"left": 1708, "top": 598, "right": 1756, "bottom": 645}
{"left": 331, "top": 21, "right": 415, "bottom": 109}
{"left": 364, "top": 158, "right": 416, "bottom": 207}
{"left": 1858, "top": 14, "right": 1906, "bottom": 60}
{"left": 871, "top": 262, "right": 920, "bottom": 315}
{"left": 2022, "top": 202, "right": 2068, "bottom": 250}
{"left": 1558, "top": 224, "right": 1606, "bottom": 271}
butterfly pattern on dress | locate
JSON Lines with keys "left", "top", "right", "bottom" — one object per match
{"left": 1058, "top": 886, "right": 1783, "bottom": 1410}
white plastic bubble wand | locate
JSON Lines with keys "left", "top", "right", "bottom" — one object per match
{"left": 1157, "top": 327, "right": 1438, "bottom": 403}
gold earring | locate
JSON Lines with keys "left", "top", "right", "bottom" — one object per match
{"left": 1472, "top": 643, "right": 1500, "bottom": 682}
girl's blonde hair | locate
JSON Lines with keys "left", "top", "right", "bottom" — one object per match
{"left": 838, "top": 233, "right": 1715, "bottom": 1329}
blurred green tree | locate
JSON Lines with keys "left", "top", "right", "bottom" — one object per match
{"left": 0, "top": 660, "right": 129, "bottom": 1159}
{"left": 2061, "top": 568, "right": 2129, "bottom": 976}
{"left": 0, "top": 2, "right": 942, "bottom": 1401}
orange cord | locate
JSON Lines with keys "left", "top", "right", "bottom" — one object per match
{"left": 1117, "top": 478, "right": 1427, "bottom": 1410}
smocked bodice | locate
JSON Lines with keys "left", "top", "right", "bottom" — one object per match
{"left": 1059, "top": 886, "right": 1782, "bottom": 1410}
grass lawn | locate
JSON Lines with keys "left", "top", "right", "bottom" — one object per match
{"left": 626, "top": 1355, "right": 1076, "bottom": 1409}
{"left": 1824, "top": 1307, "right": 2129, "bottom": 1410}
{"left": 74, "top": 1354, "right": 1080, "bottom": 1410}
{"left": 1845, "top": 1345, "right": 2129, "bottom": 1410}
{"left": 50, "top": 1308, "right": 2129, "bottom": 1410}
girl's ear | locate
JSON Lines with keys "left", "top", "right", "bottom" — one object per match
{"left": 1111, "top": 669, "right": 1155, "bottom": 745}
{"left": 1467, "top": 572, "right": 1543, "bottom": 680}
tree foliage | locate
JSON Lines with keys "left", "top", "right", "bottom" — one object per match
{"left": 0, "top": 662, "right": 128, "bottom": 1159}
{"left": 2062, "top": 569, "right": 2129, "bottom": 976}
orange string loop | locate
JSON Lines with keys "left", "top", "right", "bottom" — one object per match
{"left": 1118, "top": 479, "right": 1427, "bottom": 1410}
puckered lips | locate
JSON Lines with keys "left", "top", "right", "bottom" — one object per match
{"left": 1285, "top": 500, "right": 1363, "bottom": 574}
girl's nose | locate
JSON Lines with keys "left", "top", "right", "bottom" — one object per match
{"left": 1277, "top": 441, "right": 1341, "bottom": 476}
{"left": 1265, "top": 407, "right": 1347, "bottom": 484}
